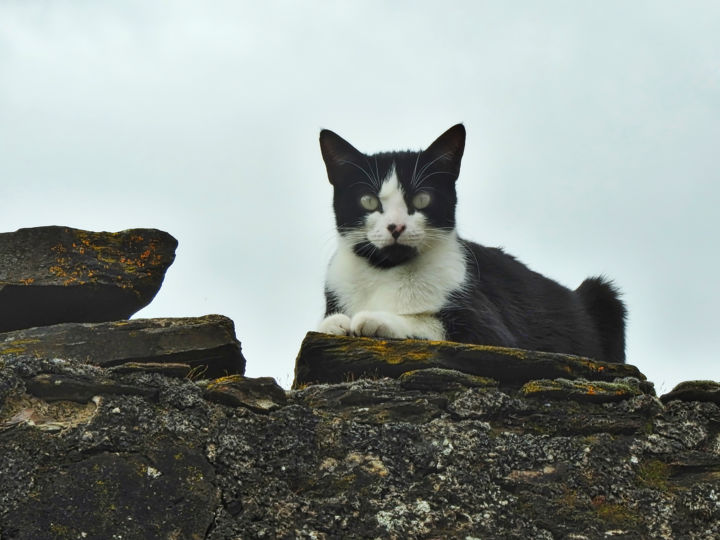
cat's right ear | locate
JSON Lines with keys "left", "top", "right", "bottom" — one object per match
{"left": 319, "top": 129, "right": 363, "bottom": 186}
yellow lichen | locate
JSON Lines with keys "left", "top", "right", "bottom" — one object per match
{"left": 206, "top": 374, "right": 244, "bottom": 390}
{"left": 44, "top": 231, "right": 168, "bottom": 289}
{"left": 0, "top": 338, "right": 40, "bottom": 356}
{"left": 331, "top": 335, "right": 434, "bottom": 365}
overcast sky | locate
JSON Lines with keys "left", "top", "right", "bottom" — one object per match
{"left": 2, "top": 1, "right": 719, "bottom": 391}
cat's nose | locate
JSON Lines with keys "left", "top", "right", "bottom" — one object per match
{"left": 387, "top": 223, "right": 406, "bottom": 239}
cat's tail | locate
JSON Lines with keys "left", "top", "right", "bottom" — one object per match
{"left": 576, "top": 276, "right": 627, "bottom": 363}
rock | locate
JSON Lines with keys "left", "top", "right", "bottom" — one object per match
{"left": 25, "top": 373, "right": 159, "bottom": 403}
{"left": 293, "top": 332, "right": 646, "bottom": 388}
{"left": 6, "top": 446, "right": 218, "bottom": 539}
{"left": 204, "top": 375, "right": 287, "bottom": 413}
{"left": 1, "top": 394, "right": 99, "bottom": 433}
{"left": 520, "top": 378, "right": 645, "bottom": 403}
{"left": 0, "top": 315, "right": 245, "bottom": 378}
{"left": 1, "top": 351, "right": 718, "bottom": 539}
{"left": 399, "top": 367, "right": 498, "bottom": 391}
{"left": 0, "top": 226, "right": 177, "bottom": 332}
{"left": 660, "top": 380, "right": 720, "bottom": 404}
{"left": 108, "top": 361, "right": 193, "bottom": 378}
{"left": 296, "top": 378, "right": 449, "bottom": 424}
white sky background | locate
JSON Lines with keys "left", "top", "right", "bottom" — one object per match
{"left": 2, "top": 1, "right": 719, "bottom": 391}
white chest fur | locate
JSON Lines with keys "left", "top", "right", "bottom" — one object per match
{"left": 326, "top": 231, "right": 467, "bottom": 317}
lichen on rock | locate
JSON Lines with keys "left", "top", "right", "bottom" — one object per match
{"left": 0, "top": 226, "right": 177, "bottom": 332}
{"left": 2, "top": 343, "right": 718, "bottom": 539}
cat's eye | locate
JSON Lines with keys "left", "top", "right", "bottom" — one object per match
{"left": 412, "top": 192, "right": 431, "bottom": 210}
{"left": 360, "top": 194, "right": 379, "bottom": 211}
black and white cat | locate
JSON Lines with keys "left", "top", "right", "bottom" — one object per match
{"left": 318, "top": 124, "right": 626, "bottom": 363}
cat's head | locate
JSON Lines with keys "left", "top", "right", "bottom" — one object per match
{"left": 319, "top": 124, "right": 465, "bottom": 269}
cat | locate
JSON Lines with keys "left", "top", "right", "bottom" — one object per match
{"left": 317, "top": 124, "right": 626, "bottom": 363}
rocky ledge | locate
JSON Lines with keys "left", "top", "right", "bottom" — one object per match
{"left": 1, "top": 331, "right": 719, "bottom": 539}
{"left": 0, "top": 315, "right": 246, "bottom": 381}
{"left": 294, "top": 332, "right": 648, "bottom": 389}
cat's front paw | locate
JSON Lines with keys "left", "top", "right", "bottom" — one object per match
{"left": 318, "top": 313, "right": 352, "bottom": 336}
{"left": 350, "top": 311, "right": 407, "bottom": 339}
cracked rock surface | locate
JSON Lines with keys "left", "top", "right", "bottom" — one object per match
{"left": 1, "top": 338, "right": 719, "bottom": 539}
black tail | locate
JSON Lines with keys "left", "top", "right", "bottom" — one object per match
{"left": 576, "top": 276, "right": 627, "bottom": 363}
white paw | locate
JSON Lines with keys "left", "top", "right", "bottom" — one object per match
{"left": 350, "top": 311, "right": 407, "bottom": 339}
{"left": 318, "top": 313, "right": 352, "bottom": 336}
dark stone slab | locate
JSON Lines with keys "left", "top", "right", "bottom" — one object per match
{"left": 293, "top": 332, "right": 646, "bottom": 389}
{"left": 295, "top": 379, "right": 448, "bottom": 424}
{"left": 0, "top": 226, "right": 177, "bottom": 332}
{"left": 660, "top": 380, "right": 720, "bottom": 404}
{"left": 25, "top": 374, "right": 159, "bottom": 403}
{"left": 0, "top": 315, "right": 245, "bottom": 379}
{"left": 109, "top": 362, "right": 192, "bottom": 378}
{"left": 204, "top": 375, "right": 287, "bottom": 413}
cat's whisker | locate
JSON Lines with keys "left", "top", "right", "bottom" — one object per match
{"left": 410, "top": 152, "right": 422, "bottom": 190}
{"left": 339, "top": 159, "right": 381, "bottom": 190}
{"left": 411, "top": 152, "right": 452, "bottom": 188}
{"left": 373, "top": 157, "right": 382, "bottom": 190}
{"left": 355, "top": 181, "right": 381, "bottom": 192}
{"left": 413, "top": 170, "right": 456, "bottom": 189}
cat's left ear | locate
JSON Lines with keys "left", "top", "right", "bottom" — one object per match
{"left": 422, "top": 123, "right": 466, "bottom": 181}
{"left": 319, "top": 129, "right": 364, "bottom": 186}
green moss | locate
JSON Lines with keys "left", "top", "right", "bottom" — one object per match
{"left": 49, "top": 522, "right": 74, "bottom": 538}
{"left": 636, "top": 459, "right": 670, "bottom": 491}
{"left": 473, "top": 344, "right": 529, "bottom": 360}
{"left": 366, "top": 341, "right": 432, "bottom": 365}
{"left": 321, "top": 473, "right": 357, "bottom": 494}
{"left": 595, "top": 501, "right": 640, "bottom": 527}
{"left": 557, "top": 487, "right": 582, "bottom": 512}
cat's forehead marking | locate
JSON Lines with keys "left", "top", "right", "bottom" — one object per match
{"left": 379, "top": 163, "right": 404, "bottom": 200}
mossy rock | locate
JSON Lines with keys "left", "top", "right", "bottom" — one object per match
{"left": 520, "top": 378, "right": 645, "bottom": 403}
{"left": 0, "top": 226, "right": 177, "bottom": 332}
{"left": 294, "top": 332, "right": 646, "bottom": 388}
{"left": 660, "top": 380, "right": 720, "bottom": 404}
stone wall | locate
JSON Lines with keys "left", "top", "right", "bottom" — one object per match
{"left": 1, "top": 227, "right": 718, "bottom": 539}
{"left": 1, "top": 342, "right": 719, "bottom": 539}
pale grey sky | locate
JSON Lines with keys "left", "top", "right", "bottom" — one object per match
{"left": 2, "top": 1, "right": 719, "bottom": 391}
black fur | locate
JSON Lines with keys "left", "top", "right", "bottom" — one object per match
{"left": 576, "top": 277, "right": 627, "bottom": 362}
{"left": 324, "top": 289, "right": 342, "bottom": 317}
{"left": 439, "top": 241, "right": 626, "bottom": 362}
{"left": 319, "top": 124, "right": 627, "bottom": 363}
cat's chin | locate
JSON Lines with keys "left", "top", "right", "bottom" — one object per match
{"left": 353, "top": 242, "right": 418, "bottom": 269}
